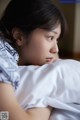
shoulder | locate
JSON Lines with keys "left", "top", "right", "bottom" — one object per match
{"left": 0, "top": 39, "right": 18, "bottom": 70}
{"left": 0, "top": 37, "right": 19, "bottom": 63}
{"left": 0, "top": 38, "right": 19, "bottom": 89}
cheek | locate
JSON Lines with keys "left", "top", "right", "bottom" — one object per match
{"left": 35, "top": 38, "right": 50, "bottom": 52}
{"left": 34, "top": 43, "right": 49, "bottom": 56}
{"left": 22, "top": 37, "right": 50, "bottom": 60}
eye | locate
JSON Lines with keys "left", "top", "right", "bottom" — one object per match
{"left": 47, "top": 36, "right": 54, "bottom": 41}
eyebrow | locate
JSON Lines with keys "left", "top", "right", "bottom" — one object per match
{"left": 52, "top": 31, "right": 58, "bottom": 34}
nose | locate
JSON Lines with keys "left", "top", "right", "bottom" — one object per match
{"left": 50, "top": 41, "right": 59, "bottom": 54}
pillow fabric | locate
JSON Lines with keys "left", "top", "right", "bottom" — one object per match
{"left": 16, "top": 59, "right": 80, "bottom": 119}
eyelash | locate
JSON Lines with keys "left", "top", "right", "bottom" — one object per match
{"left": 47, "top": 36, "right": 59, "bottom": 44}
{"left": 48, "top": 36, "right": 54, "bottom": 41}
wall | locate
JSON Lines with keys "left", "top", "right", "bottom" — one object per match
{"left": 53, "top": 1, "right": 80, "bottom": 60}
{"left": 53, "top": 0, "right": 76, "bottom": 58}
{"left": 0, "top": 0, "right": 10, "bottom": 18}
{"left": 74, "top": 4, "right": 80, "bottom": 53}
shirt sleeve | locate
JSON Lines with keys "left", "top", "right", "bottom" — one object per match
{"left": 0, "top": 55, "right": 20, "bottom": 89}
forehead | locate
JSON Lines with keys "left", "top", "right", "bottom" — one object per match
{"left": 52, "top": 24, "right": 61, "bottom": 34}
{"left": 28, "top": 24, "right": 61, "bottom": 38}
{"left": 37, "top": 24, "right": 61, "bottom": 33}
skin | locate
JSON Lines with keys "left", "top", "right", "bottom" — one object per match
{"left": 0, "top": 83, "right": 51, "bottom": 120}
{"left": 0, "top": 24, "right": 61, "bottom": 120}
{"left": 14, "top": 24, "right": 61, "bottom": 65}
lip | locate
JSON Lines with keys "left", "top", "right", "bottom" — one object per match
{"left": 46, "top": 58, "right": 54, "bottom": 62}
{"left": 46, "top": 57, "right": 57, "bottom": 63}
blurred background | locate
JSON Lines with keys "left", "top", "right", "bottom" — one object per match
{"left": 0, "top": 0, "right": 80, "bottom": 60}
{"left": 54, "top": 0, "right": 80, "bottom": 60}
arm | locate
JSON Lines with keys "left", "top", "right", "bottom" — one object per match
{"left": 25, "top": 107, "right": 51, "bottom": 120}
{"left": 0, "top": 83, "right": 51, "bottom": 120}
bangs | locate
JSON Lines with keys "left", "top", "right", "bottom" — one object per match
{"left": 40, "top": 19, "right": 60, "bottom": 31}
{"left": 39, "top": 15, "right": 67, "bottom": 39}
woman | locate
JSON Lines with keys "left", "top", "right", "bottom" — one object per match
{"left": 0, "top": 0, "right": 66, "bottom": 120}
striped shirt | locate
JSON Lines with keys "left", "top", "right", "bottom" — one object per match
{"left": 0, "top": 36, "right": 20, "bottom": 89}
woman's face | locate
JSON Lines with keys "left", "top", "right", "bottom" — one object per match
{"left": 18, "top": 24, "right": 61, "bottom": 65}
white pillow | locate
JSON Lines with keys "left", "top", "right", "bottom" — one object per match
{"left": 16, "top": 59, "right": 80, "bottom": 119}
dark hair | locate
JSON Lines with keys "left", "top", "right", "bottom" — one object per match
{"left": 0, "top": 0, "right": 67, "bottom": 40}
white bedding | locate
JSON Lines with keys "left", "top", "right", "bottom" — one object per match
{"left": 15, "top": 59, "right": 80, "bottom": 120}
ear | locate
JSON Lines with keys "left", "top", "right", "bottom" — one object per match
{"left": 11, "top": 28, "right": 25, "bottom": 46}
